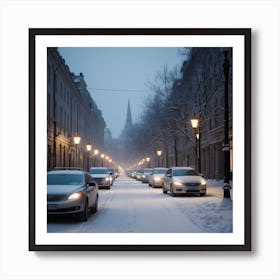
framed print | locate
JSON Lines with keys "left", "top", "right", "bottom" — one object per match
{"left": 29, "top": 28, "right": 251, "bottom": 251}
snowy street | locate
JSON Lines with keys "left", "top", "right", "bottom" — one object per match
{"left": 47, "top": 175, "right": 232, "bottom": 233}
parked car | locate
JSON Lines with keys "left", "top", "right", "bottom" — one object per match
{"left": 141, "top": 168, "right": 153, "bottom": 183}
{"left": 148, "top": 168, "right": 168, "bottom": 187}
{"left": 135, "top": 169, "right": 144, "bottom": 181}
{"left": 163, "top": 167, "right": 207, "bottom": 196}
{"left": 47, "top": 168, "right": 99, "bottom": 221}
{"left": 130, "top": 170, "right": 137, "bottom": 179}
{"left": 109, "top": 168, "right": 118, "bottom": 181}
{"left": 89, "top": 167, "right": 113, "bottom": 189}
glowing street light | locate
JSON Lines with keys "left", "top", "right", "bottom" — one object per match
{"left": 73, "top": 133, "right": 81, "bottom": 167}
{"left": 157, "top": 150, "right": 162, "bottom": 167}
{"left": 146, "top": 157, "right": 150, "bottom": 168}
{"left": 101, "top": 153, "right": 105, "bottom": 167}
{"left": 191, "top": 115, "right": 201, "bottom": 173}
{"left": 94, "top": 149, "right": 99, "bottom": 167}
{"left": 86, "top": 144, "right": 92, "bottom": 171}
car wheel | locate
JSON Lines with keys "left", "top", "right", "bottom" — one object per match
{"left": 200, "top": 192, "right": 206, "bottom": 197}
{"left": 81, "top": 200, "right": 88, "bottom": 221}
{"left": 162, "top": 185, "right": 167, "bottom": 194}
{"left": 91, "top": 195, "right": 98, "bottom": 213}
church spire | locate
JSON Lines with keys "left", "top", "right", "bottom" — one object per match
{"left": 125, "top": 99, "right": 133, "bottom": 130}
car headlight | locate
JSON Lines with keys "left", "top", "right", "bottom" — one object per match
{"left": 174, "top": 181, "right": 183, "bottom": 186}
{"left": 154, "top": 177, "right": 161, "bottom": 181}
{"left": 68, "top": 192, "right": 83, "bottom": 200}
{"left": 201, "top": 180, "right": 207, "bottom": 186}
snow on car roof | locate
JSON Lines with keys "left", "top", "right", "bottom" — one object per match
{"left": 48, "top": 169, "right": 84, "bottom": 174}
{"left": 171, "top": 166, "right": 194, "bottom": 169}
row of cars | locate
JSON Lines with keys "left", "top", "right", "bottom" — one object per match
{"left": 47, "top": 167, "right": 119, "bottom": 222}
{"left": 128, "top": 167, "right": 207, "bottom": 196}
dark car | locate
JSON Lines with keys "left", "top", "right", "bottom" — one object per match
{"left": 47, "top": 169, "right": 99, "bottom": 221}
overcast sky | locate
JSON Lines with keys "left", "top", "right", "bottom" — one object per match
{"left": 58, "top": 47, "right": 184, "bottom": 138}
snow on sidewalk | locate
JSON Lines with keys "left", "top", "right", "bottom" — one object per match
{"left": 175, "top": 179, "right": 233, "bottom": 233}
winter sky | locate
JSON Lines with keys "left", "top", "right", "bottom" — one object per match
{"left": 58, "top": 47, "right": 184, "bottom": 138}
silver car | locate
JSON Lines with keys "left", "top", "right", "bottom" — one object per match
{"left": 148, "top": 168, "right": 168, "bottom": 188}
{"left": 163, "top": 167, "right": 207, "bottom": 196}
{"left": 141, "top": 168, "right": 153, "bottom": 183}
{"left": 47, "top": 169, "right": 99, "bottom": 221}
{"left": 89, "top": 167, "right": 113, "bottom": 189}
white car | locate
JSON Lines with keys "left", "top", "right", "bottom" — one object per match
{"left": 148, "top": 168, "right": 168, "bottom": 187}
{"left": 89, "top": 167, "right": 113, "bottom": 189}
{"left": 163, "top": 167, "right": 207, "bottom": 196}
{"left": 47, "top": 169, "right": 99, "bottom": 221}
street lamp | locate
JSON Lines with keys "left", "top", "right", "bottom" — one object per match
{"left": 73, "top": 133, "right": 81, "bottom": 167}
{"left": 94, "top": 149, "right": 99, "bottom": 167}
{"left": 86, "top": 144, "right": 92, "bottom": 171}
{"left": 223, "top": 50, "right": 231, "bottom": 199}
{"left": 157, "top": 150, "right": 162, "bottom": 167}
{"left": 101, "top": 153, "right": 104, "bottom": 167}
{"left": 146, "top": 157, "right": 150, "bottom": 168}
{"left": 73, "top": 134, "right": 81, "bottom": 145}
{"left": 191, "top": 115, "right": 201, "bottom": 173}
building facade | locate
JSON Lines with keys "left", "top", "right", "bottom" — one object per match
{"left": 47, "top": 48, "right": 106, "bottom": 171}
{"left": 169, "top": 47, "right": 233, "bottom": 179}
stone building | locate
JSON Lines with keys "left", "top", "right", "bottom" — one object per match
{"left": 47, "top": 48, "right": 106, "bottom": 171}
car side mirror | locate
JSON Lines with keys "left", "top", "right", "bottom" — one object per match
{"left": 88, "top": 182, "right": 97, "bottom": 187}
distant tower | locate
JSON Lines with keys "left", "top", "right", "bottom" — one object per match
{"left": 124, "top": 99, "right": 133, "bottom": 130}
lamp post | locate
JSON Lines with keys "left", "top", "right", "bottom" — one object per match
{"left": 146, "top": 157, "right": 150, "bottom": 168}
{"left": 223, "top": 50, "right": 231, "bottom": 199}
{"left": 191, "top": 115, "right": 201, "bottom": 173}
{"left": 94, "top": 149, "right": 99, "bottom": 167}
{"left": 101, "top": 153, "right": 104, "bottom": 167}
{"left": 157, "top": 150, "right": 162, "bottom": 167}
{"left": 73, "top": 134, "right": 81, "bottom": 167}
{"left": 86, "top": 144, "right": 92, "bottom": 171}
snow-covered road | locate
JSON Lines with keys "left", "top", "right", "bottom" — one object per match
{"left": 47, "top": 175, "right": 232, "bottom": 233}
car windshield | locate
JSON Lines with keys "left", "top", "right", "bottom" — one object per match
{"left": 47, "top": 174, "right": 84, "bottom": 185}
{"left": 89, "top": 168, "right": 109, "bottom": 175}
{"left": 173, "top": 169, "right": 198, "bottom": 176}
{"left": 154, "top": 169, "right": 168, "bottom": 174}
{"left": 144, "top": 169, "right": 153, "bottom": 174}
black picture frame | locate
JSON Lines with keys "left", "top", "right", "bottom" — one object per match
{"left": 29, "top": 28, "right": 251, "bottom": 251}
